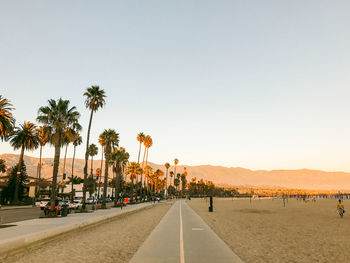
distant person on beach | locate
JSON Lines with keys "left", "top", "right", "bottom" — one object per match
{"left": 337, "top": 199, "right": 345, "bottom": 218}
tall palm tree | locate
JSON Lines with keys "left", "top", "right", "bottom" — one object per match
{"left": 37, "top": 98, "right": 80, "bottom": 212}
{"left": 61, "top": 126, "right": 81, "bottom": 182}
{"left": 97, "top": 134, "right": 105, "bottom": 199}
{"left": 144, "top": 165, "right": 153, "bottom": 196}
{"left": 83, "top": 86, "right": 106, "bottom": 209}
{"left": 110, "top": 147, "right": 129, "bottom": 207}
{"left": 164, "top": 162, "right": 170, "bottom": 198}
{"left": 153, "top": 169, "right": 164, "bottom": 195}
{"left": 99, "top": 129, "right": 119, "bottom": 209}
{"left": 71, "top": 133, "right": 82, "bottom": 201}
{"left": 126, "top": 162, "right": 142, "bottom": 202}
{"left": 0, "top": 95, "right": 15, "bottom": 141}
{"left": 169, "top": 171, "right": 174, "bottom": 187}
{"left": 136, "top": 132, "right": 145, "bottom": 163}
{"left": 143, "top": 136, "right": 152, "bottom": 188}
{"left": 174, "top": 158, "right": 179, "bottom": 186}
{"left": 88, "top": 143, "right": 98, "bottom": 176}
{"left": 35, "top": 126, "right": 50, "bottom": 199}
{"left": 9, "top": 121, "right": 39, "bottom": 203}
{"left": 144, "top": 136, "right": 153, "bottom": 168}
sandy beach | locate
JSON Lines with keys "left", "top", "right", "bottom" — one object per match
{"left": 188, "top": 198, "right": 350, "bottom": 263}
{"left": 1, "top": 202, "right": 172, "bottom": 263}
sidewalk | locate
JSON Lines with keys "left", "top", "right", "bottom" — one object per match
{"left": 130, "top": 200, "right": 243, "bottom": 263}
{"left": 0, "top": 202, "right": 154, "bottom": 256}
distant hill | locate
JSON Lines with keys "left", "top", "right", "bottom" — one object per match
{"left": 1, "top": 153, "right": 350, "bottom": 191}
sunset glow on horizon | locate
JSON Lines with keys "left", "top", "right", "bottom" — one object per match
{"left": 1, "top": 1, "right": 350, "bottom": 172}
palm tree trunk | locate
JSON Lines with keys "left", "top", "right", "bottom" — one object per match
{"left": 34, "top": 145, "right": 43, "bottom": 202}
{"left": 61, "top": 144, "right": 68, "bottom": 194}
{"left": 13, "top": 146, "right": 25, "bottom": 204}
{"left": 131, "top": 178, "right": 134, "bottom": 202}
{"left": 51, "top": 131, "right": 62, "bottom": 211}
{"left": 90, "top": 156, "right": 93, "bottom": 176}
{"left": 102, "top": 149, "right": 109, "bottom": 209}
{"left": 83, "top": 110, "right": 94, "bottom": 210}
{"left": 62, "top": 144, "right": 68, "bottom": 178}
{"left": 137, "top": 142, "right": 142, "bottom": 163}
{"left": 165, "top": 168, "right": 168, "bottom": 198}
{"left": 114, "top": 168, "right": 121, "bottom": 207}
{"left": 97, "top": 145, "right": 103, "bottom": 200}
{"left": 141, "top": 146, "right": 147, "bottom": 170}
{"left": 71, "top": 145, "right": 76, "bottom": 202}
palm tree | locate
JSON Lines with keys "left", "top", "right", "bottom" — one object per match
{"left": 144, "top": 165, "right": 153, "bottom": 197}
{"left": 35, "top": 126, "right": 50, "bottom": 199}
{"left": 144, "top": 136, "right": 153, "bottom": 168}
{"left": 110, "top": 147, "right": 129, "bottom": 207}
{"left": 9, "top": 121, "right": 39, "bottom": 203}
{"left": 153, "top": 169, "right": 164, "bottom": 195}
{"left": 68, "top": 175, "right": 83, "bottom": 185}
{"left": 174, "top": 173, "right": 180, "bottom": 194}
{"left": 71, "top": 133, "right": 82, "bottom": 201}
{"left": 164, "top": 162, "right": 170, "bottom": 198}
{"left": 100, "top": 129, "right": 119, "bottom": 209}
{"left": 37, "top": 98, "right": 80, "bottom": 212}
{"left": 180, "top": 173, "right": 187, "bottom": 197}
{"left": 97, "top": 134, "right": 105, "bottom": 199}
{"left": 0, "top": 159, "right": 6, "bottom": 173}
{"left": 136, "top": 132, "right": 145, "bottom": 163}
{"left": 169, "top": 171, "right": 174, "bottom": 187}
{"left": 0, "top": 95, "right": 15, "bottom": 141}
{"left": 61, "top": 127, "right": 81, "bottom": 183}
{"left": 143, "top": 135, "right": 153, "bottom": 194}
{"left": 82, "top": 86, "right": 106, "bottom": 209}
{"left": 126, "top": 162, "right": 142, "bottom": 202}
{"left": 174, "top": 158, "right": 179, "bottom": 186}
{"left": 88, "top": 144, "right": 98, "bottom": 176}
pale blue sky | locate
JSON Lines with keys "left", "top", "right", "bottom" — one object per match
{"left": 1, "top": 1, "right": 350, "bottom": 171}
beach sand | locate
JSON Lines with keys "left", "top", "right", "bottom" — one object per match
{"left": 188, "top": 198, "right": 350, "bottom": 263}
{"left": 1, "top": 202, "right": 172, "bottom": 263}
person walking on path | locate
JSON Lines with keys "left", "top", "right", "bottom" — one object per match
{"left": 337, "top": 199, "right": 345, "bottom": 218}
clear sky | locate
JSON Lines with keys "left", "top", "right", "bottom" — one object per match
{"left": 1, "top": 1, "right": 350, "bottom": 171}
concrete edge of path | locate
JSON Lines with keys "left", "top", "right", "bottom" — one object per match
{"left": 0, "top": 203, "right": 155, "bottom": 256}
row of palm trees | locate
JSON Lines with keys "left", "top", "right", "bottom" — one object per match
{"left": 0, "top": 91, "right": 186, "bottom": 211}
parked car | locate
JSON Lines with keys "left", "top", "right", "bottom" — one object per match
{"left": 86, "top": 197, "right": 96, "bottom": 204}
{"left": 43, "top": 201, "right": 71, "bottom": 215}
{"left": 39, "top": 198, "right": 50, "bottom": 210}
{"left": 63, "top": 200, "right": 74, "bottom": 209}
{"left": 72, "top": 200, "right": 83, "bottom": 210}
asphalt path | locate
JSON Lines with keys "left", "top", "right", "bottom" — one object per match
{"left": 130, "top": 200, "right": 243, "bottom": 263}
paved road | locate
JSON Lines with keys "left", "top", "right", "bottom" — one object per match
{"left": 130, "top": 200, "right": 243, "bottom": 263}
{"left": 0, "top": 203, "right": 115, "bottom": 224}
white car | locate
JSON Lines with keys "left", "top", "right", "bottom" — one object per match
{"left": 63, "top": 200, "right": 74, "bottom": 209}
{"left": 39, "top": 198, "right": 50, "bottom": 210}
{"left": 86, "top": 198, "right": 95, "bottom": 204}
{"left": 72, "top": 200, "right": 83, "bottom": 210}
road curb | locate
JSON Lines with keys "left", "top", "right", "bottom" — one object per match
{"left": 0, "top": 203, "right": 156, "bottom": 257}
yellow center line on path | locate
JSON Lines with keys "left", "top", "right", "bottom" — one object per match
{"left": 180, "top": 201, "right": 185, "bottom": 263}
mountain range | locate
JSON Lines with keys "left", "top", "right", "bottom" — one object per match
{"left": 1, "top": 153, "right": 350, "bottom": 191}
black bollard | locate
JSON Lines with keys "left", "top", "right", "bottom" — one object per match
{"left": 209, "top": 196, "right": 213, "bottom": 212}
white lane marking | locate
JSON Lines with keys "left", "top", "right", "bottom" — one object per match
{"left": 180, "top": 201, "right": 185, "bottom": 263}
{"left": 191, "top": 228, "right": 203, "bottom": 231}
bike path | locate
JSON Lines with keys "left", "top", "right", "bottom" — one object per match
{"left": 130, "top": 200, "right": 243, "bottom": 263}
